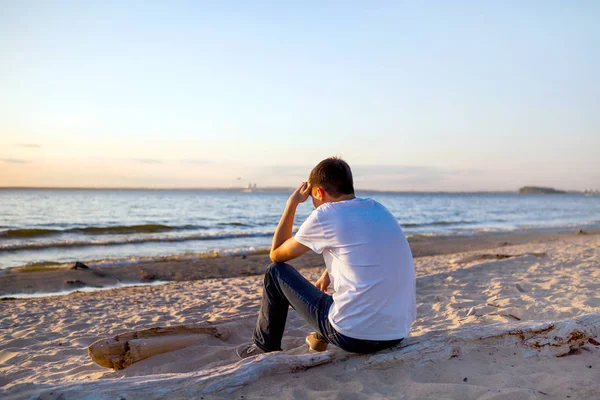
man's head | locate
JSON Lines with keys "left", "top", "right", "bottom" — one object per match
{"left": 308, "top": 157, "right": 355, "bottom": 208}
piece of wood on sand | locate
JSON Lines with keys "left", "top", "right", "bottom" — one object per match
{"left": 88, "top": 316, "right": 248, "bottom": 370}
{"left": 56, "top": 312, "right": 599, "bottom": 398}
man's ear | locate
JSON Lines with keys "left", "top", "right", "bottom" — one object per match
{"left": 316, "top": 187, "right": 326, "bottom": 201}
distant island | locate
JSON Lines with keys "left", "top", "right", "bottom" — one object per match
{"left": 518, "top": 186, "right": 567, "bottom": 194}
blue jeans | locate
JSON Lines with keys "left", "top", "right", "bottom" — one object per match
{"left": 252, "top": 262, "right": 403, "bottom": 353}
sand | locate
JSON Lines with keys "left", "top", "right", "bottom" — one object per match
{"left": 1, "top": 233, "right": 599, "bottom": 399}
{"left": 1, "top": 228, "right": 595, "bottom": 297}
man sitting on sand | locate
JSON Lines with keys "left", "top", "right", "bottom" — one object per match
{"left": 237, "top": 157, "right": 416, "bottom": 358}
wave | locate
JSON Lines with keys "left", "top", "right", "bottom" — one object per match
{"left": 0, "top": 224, "right": 205, "bottom": 239}
{"left": 401, "top": 220, "right": 478, "bottom": 228}
{"left": 216, "top": 222, "right": 253, "bottom": 227}
{"left": 0, "top": 230, "right": 275, "bottom": 252}
{"left": 7, "top": 246, "right": 272, "bottom": 272}
{"left": 217, "top": 221, "right": 275, "bottom": 227}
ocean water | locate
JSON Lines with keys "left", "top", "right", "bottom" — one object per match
{"left": 0, "top": 189, "right": 598, "bottom": 270}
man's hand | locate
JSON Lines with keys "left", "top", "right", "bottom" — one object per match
{"left": 269, "top": 181, "right": 312, "bottom": 263}
{"left": 288, "top": 182, "right": 312, "bottom": 205}
{"left": 315, "top": 270, "right": 330, "bottom": 293}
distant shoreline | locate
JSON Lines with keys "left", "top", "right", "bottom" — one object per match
{"left": 0, "top": 186, "right": 588, "bottom": 194}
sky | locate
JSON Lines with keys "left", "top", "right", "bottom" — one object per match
{"left": 1, "top": 1, "right": 598, "bottom": 191}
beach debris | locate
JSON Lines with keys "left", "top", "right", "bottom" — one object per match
{"left": 65, "top": 280, "right": 87, "bottom": 286}
{"left": 576, "top": 229, "right": 587, "bottom": 235}
{"left": 450, "top": 348, "right": 460, "bottom": 358}
{"left": 588, "top": 338, "right": 600, "bottom": 346}
{"left": 451, "top": 252, "right": 548, "bottom": 264}
{"left": 463, "top": 377, "right": 468, "bottom": 382}
{"left": 460, "top": 305, "right": 499, "bottom": 320}
{"left": 29, "top": 313, "right": 600, "bottom": 397}
{"left": 489, "top": 312, "right": 521, "bottom": 321}
{"left": 87, "top": 315, "right": 256, "bottom": 370}
{"left": 515, "top": 283, "right": 526, "bottom": 293}
{"left": 71, "top": 262, "right": 90, "bottom": 270}
{"left": 138, "top": 269, "right": 156, "bottom": 281}
{"left": 361, "top": 313, "right": 599, "bottom": 371}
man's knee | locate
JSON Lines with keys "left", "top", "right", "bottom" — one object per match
{"left": 266, "top": 262, "right": 290, "bottom": 276}
{"left": 267, "top": 263, "right": 287, "bottom": 273}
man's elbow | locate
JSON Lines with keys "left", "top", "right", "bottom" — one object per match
{"left": 270, "top": 250, "right": 289, "bottom": 263}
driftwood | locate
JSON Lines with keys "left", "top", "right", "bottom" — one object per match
{"left": 18, "top": 313, "right": 599, "bottom": 399}
{"left": 88, "top": 320, "right": 234, "bottom": 370}
{"left": 358, "top": 312, "right": 600, "bottom": 372}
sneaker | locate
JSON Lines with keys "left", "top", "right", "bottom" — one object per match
{"left": 305, "top": 332, "right": 328, "bottom": 352}
{"left": 236, "top": 342, "right": 266, "bottom": 359}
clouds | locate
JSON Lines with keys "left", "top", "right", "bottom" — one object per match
{"left": 0, "top": 158, "right": 30, "bottom": 164}
{"left": 89, "top": 157, "right": 213, "bottom": 166}
{"left": 133, "top": 158, "right": 215, "bottom": 165}
{"left": 180, "top": 159, "right": 213, "bottom": 165}
{"left": 353, "top": 165, "right": 453, "bottom": 186}
{"left": 0, "top": 144, "right": 39, "bottom": 165}
{"left": 133, "top": 158, "right": 164, "bottom": 165}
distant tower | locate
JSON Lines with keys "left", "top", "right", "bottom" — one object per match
{"left": 253, "top": 183, "right": 257, "bottom": 189}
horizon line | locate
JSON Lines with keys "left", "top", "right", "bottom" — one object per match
{"left": 0, "top": 185, "right": 581, "bottom": 194}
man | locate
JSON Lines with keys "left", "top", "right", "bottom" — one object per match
{"left": 236, "top": 157, "right": 416, "bottom": 358}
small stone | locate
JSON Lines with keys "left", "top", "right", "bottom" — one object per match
{"left": 71, "top": 262, "right": 89, "bottom": 270}
{"left": 141, "top": 274, "right": 156, "bottom": 281}
{"left": 463, "top": 377, "right": 468, "bottom": 382}
{"left": 65, "top": 280, "right": 86, "bottom": 286}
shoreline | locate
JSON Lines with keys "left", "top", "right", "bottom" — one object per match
{"left": 1, "top": 227, "right": 597, "bottom": 297}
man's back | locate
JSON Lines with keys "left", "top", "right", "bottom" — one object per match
{"left": 295, "top": 197, "right": 417, "bottom": 340}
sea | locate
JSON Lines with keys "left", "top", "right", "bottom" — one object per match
{"left": 1, "top": 189, "right": 599, "bottom": 271}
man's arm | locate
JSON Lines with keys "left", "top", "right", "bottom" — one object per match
{"left": 269, "top": 182, "right": 312, "bottom": 263}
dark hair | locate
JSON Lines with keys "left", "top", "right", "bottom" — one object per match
{"left": 309, "top": 157, "right": 354, "bottom": 197}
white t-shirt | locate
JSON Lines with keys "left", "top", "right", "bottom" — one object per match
{"left": 295, "top": 197, "right": 416, "bottom": 341}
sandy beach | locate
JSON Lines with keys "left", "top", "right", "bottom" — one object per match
{"left": 1, "top": 229, "right": 596, "bottom": 297}
{"left": 1, "top": 232, "right": 599, "bottom": 399}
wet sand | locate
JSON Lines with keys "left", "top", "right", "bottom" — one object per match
{"left": 1, "top": 228, "right": 596, "bottom": 297}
